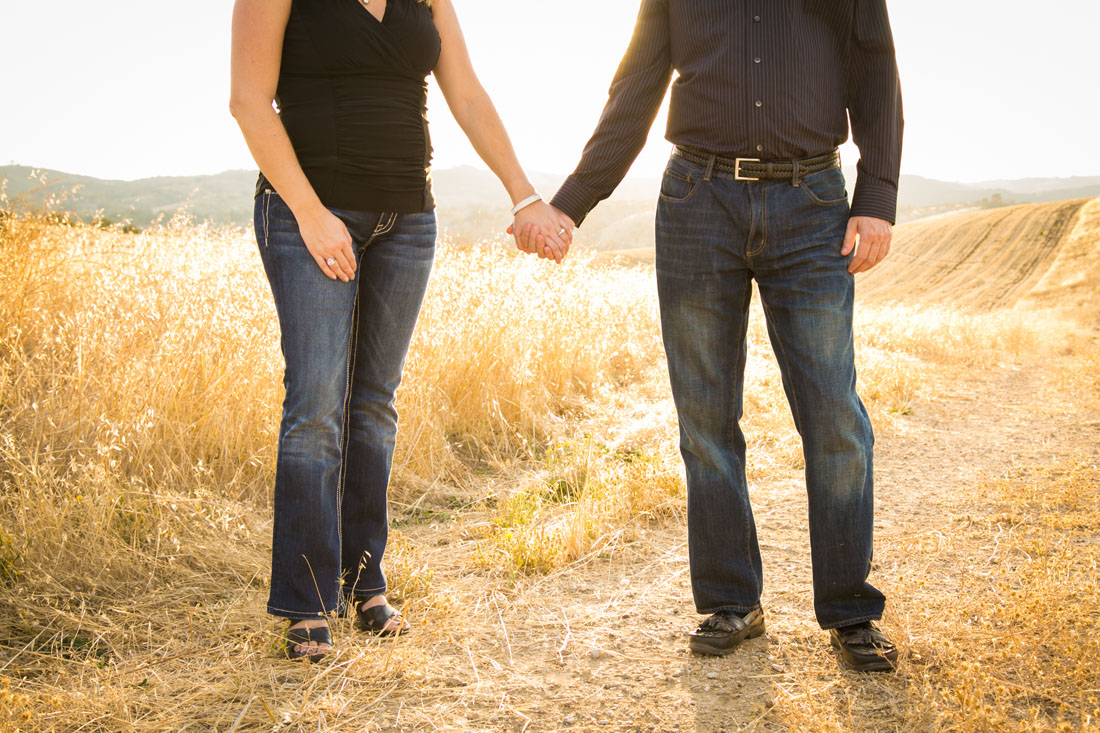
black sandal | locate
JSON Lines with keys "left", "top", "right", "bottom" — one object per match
{"left": 283, "top": 622, "right": 333, "bottom": 662}
{"left": 354, "top": 601, "right": 410, "bottom": 636}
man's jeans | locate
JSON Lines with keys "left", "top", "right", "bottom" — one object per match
{"left": 655, "top": 152, "right": 885, "bottom": 629}
{"left": 255, "top": 190, "right": 435, "bottom": 620}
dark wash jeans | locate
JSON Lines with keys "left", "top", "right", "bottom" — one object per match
{"left": 655, "top": 152, "right": 886, "bottom": 629}
{"left": 255, "top": 190, "right": 435, "bottom": 620}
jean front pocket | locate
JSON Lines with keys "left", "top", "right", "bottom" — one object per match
{"left": 261, "top": 191, "right": 308, "bottom": 249}
{"left": 659, "top": 161, "right": 702, "bottom": 204}
{"left": 800, "top": 168, "right": 849, "bottom": 207}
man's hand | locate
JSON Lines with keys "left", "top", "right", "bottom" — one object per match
{"left": 842, "top": 216, "right": 893, "bottom": 274}
{"left": 507, "top": 205, "right": 575, "bottom": 263}
{"left": 514, "top": 201, "right": 571, "bottom": 262}
{"left": 529, "top": 206, "right": 575, "bottom": 263}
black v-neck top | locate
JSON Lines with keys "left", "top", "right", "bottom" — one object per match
{"left": 258, "top": 0, "right": 442, "bottom": 212}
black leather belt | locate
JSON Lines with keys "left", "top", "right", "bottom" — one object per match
{"left": 673, "top": 146, "right": 840, "bottom": 183}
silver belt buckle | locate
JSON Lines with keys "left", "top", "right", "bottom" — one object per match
{"left": 734, "top": 157, "right": 760, "bottom": 181}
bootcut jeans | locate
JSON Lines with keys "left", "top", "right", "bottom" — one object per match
{"left": 654, "top": 151, "right": 886, "bottom": 629}
{"left": 254, "top": 189, "right": 435, "bottom": 620}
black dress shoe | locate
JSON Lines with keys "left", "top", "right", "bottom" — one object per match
{"left": 688, "top": 608, "right": 765, "bottom": 656}
{"left": 830, "top": 621, "right": 898, "bottom": 672}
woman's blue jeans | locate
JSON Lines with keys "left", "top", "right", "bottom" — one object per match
{"left": 255, "top": 190, "right": 435, "bottom": 620}
{"left": 655, "top": 152, "right": 886, "bottom": 629}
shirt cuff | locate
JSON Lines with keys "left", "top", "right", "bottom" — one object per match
{"left": 850, "top": 176, "right": 898, "bottom": 225}
{"left": 549, "top": 177, "right": 600, "bottom": 228}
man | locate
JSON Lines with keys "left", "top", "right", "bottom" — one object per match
{"left": 526, "top": 0, "right": 903, "bottom": 671}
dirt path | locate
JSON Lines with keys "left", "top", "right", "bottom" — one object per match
{"left": 335, "top": 333, "right": 1097, "bottom": 732}
{"left": 240, "top": 200, "right": 1100, "bottom": 730}
{"left": 7, "top": 202, "right": 1099, "bottom": 732}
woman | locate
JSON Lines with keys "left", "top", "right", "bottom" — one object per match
{"left": 230, "top": 0, "right": 570, "bottom": 661}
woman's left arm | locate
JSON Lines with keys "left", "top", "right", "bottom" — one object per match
{"left": 430, "top": 0, "right": 571, "bottom": 262}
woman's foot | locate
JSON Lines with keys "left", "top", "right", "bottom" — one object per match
{"left": 283, "top": 619, "right": 333, "bottom": 662}
{"left": 354, "top": 595, "right": 410, "bottom": 636}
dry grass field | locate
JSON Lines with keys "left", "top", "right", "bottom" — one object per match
{"left": 0, "top": 192, "right": 1098, "bottom": 732}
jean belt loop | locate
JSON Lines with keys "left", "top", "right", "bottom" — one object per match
{"left": 703, "top": 154, "right": 717, "bottom": 182}
{"left": 791, "top": 159, "right": 801, "bottom": 188}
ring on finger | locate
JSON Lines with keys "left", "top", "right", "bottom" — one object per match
{"left": 325, "top": 257, "right": 337, "bottom": 267}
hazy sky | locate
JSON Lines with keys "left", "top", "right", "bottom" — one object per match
{"left": 2, "top": 0, "right": 1097, "bottom": 184}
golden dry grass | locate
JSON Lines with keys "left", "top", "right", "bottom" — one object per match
{"left": 0, "top": 197, "right": 1098, "bottom": 731}
{"left": 764, "top": 462, "right": 1100, "bottom": 732}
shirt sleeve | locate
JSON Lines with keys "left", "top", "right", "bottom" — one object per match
{"left": 550, "top": 0, "right": 672, "bottom": 227}
{"left": 847, "top": 0, "right": 904, "bottom": 224}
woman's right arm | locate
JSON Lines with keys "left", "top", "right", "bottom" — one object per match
{"left": 229, "top": 0, "right": 356, "bottom": 282}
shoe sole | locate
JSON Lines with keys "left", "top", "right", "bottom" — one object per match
{"left": 688, "top": 621, "right": 766, "bottom": 656}
{"left": 830, "top": 636, "right": 898, "bottom": 672}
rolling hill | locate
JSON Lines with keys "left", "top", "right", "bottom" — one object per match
{"left": 857, "top": 197, "right": 1100, "bottom": 310}
{"left": 0, "top": 166, "right": 259, "bottom": 227}
{"left": 602, "top": 196, "right": 1100, "bottom": 315}
{"left": 4, "top": 163, "right": 1099, "bottom": 239}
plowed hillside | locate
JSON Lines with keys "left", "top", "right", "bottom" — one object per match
{"left": 858, "top": 197, "right": 1100, "bottom": 310}
{"left": 600, "top": 198, "right": 1100, "bottom": 313}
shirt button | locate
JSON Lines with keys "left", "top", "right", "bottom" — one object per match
{"left": 754, "top": 57, "right": 761, "bottom": 64}
{"left": 753, "top": 15, "right": 761, "bottom": 22}
{"left": 756, "top": 144, "right": 764, "bottom": 152}
{"left": 755, "top": 100, "right": 763, "bottom": 107}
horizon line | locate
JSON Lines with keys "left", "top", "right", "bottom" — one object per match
{"left": 4, "top": 160, "right": 1100, "bottom": 188}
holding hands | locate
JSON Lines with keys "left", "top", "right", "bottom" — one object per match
{"left": 509, "top": 196, "right": 574, "bottom": 264}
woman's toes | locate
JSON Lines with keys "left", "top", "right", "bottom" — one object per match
{"left": 287, "top": 620, "right": 332, "bottom": 656}
{"left": 294, "top": 641, "right": 331, "bottom": 654}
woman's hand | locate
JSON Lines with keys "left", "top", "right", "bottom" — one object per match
{"left": 296, "top": 207, "right": 357, "bottom": 282}
{"left": 431, "top": 0, "right": 571, "bottom": 263}
{"left": 232, "top": 0, "right": 351, "bottom": 280}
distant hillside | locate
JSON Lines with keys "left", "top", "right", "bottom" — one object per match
{"left": 890, "top": 172, "right": 1100, "bottom": 224}
{"left": 857, "top": 197, "right": 1099, "bottom": 310}
{"left": 601, "top": 196, "right": 1100, "bottom": 305}
{"left": 3, "top": 164, "right": 1099, "bottom": 251}
{"left": 430, "top": 167, "right": 659, "bottom": 249}
{"left": 0, "top": 164, "right": 664, "bottom": 249}
{"left": 1, "top": 166, "right": 257, "bottom": 227}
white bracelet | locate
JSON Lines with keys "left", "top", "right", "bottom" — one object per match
{"left": 510, "top": 193, "right": 543, "bottom": 217}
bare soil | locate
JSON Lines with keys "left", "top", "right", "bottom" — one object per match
{"left": 4, "top": 199, "right": 1098, "bottom": 732}
{"left": 322, "top": 332, "right": 1098, "bottom": 732}
{"left": 243, "top": 199, "right": 1100, "bottom": 731}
